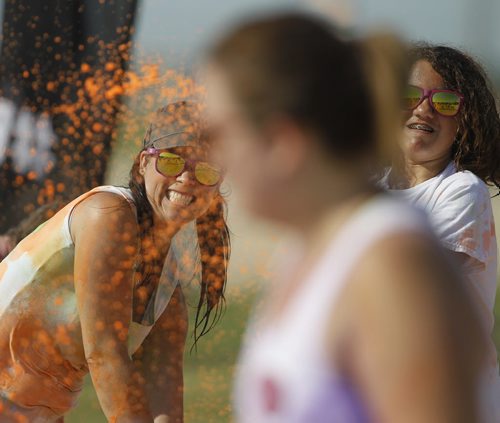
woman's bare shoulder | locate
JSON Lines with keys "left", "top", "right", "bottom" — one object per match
{"left": 70, "top": 191, "right": 138, "bottom": 244}
{"left": 346, "top": 230, "right": 481, "bottom": 344}
{"left": 353, "top": 232, "right": 452, "bottom": 296}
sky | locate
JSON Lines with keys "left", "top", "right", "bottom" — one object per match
{"left": 131, "top": 0, "right": 500, "bottom": 84}
{"left": 0, "top": 0, "right": 497, "bottom": 81}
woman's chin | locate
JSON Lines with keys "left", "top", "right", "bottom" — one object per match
{"left": 401, "top": 138, "right": 431, "bottom": 161}
{"left": 158, "top": 197, "right": 196, "bottom": 223}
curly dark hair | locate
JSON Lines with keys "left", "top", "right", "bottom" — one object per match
{"left": 410, "top": 44, "right": 500, "bottom": 190}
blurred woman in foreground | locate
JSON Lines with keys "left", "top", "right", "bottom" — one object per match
{"left": 204, "top": 13, "right": 487, "bottom": 423}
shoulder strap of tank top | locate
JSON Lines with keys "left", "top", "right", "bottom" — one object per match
{"left": 93, "top": 185, "right": 137, "bottom": 216}
{"left": 64, "top": 185, "right": 137, "bottom": 245}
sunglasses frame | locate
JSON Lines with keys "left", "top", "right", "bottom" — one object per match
{"left": 146, "top": 147, "right": 223, "bottom": 186}
{"left": 405, "top": 85, "right": 464, "bottom": 117}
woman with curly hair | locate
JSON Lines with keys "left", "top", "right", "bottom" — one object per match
{"left": 379, "top": 44, "right": 500, "bottom": 422}
{"left": 0, "top": 100, "right": 230, "bottom": 422}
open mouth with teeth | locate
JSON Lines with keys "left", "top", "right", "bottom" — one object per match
{"left": 167, "top": 190, "right": 195, "bottom": 206}
{"left": 407, "top": 123, "right": 435, "bottom": 133}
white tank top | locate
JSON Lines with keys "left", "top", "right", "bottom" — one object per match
{"left": 234, "top": 195, "right": 431, "bottom": 423}
{"left": 0, "top": 185, "right": 200, "bottom": 416}
{"left": 82, "top": 187, "right": 200, "bottom": 356}
{"left": 65, "top": 186, "right": 199, "bottom": 356}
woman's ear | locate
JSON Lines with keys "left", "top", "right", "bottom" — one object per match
{"left": 265, "top": 117, "right": 308, "bottom": 180}
{"left": 139, "top": 151, "right": 149, "bottom": 176}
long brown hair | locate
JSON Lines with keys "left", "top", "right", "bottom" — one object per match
{"left": 207, "top": 13, "right": 406, "bottom": 164}
{"left": 410, "top": 44, "right": 500, "bottom": 191}
{"left": 128, "top": 148, "right": 230, "bottom": 345}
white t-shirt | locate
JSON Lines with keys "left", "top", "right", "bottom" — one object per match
{"left": 380, "top": 162, "right": 499, "bottom": 422}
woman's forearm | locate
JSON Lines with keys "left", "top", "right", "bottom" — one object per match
{"left": 134, "top": 286, "right": 188, "bottom": 423}
{"left": 87, "top": 351, "right": 154, "bottom": 422}
{"left": 141, "top": 367, "right": 183, "bottom": 423}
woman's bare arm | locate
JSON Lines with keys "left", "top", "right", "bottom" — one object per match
{"left": 338, "top": 233, "right": 486, "bottom": 423}
{"left": 72, "top": 192, "right": 153, "bottom": 423}
{"left": 134, "top": 285, "right": 188, "bottom": 423}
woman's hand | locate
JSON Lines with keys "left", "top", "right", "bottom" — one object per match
{"left": 72, "top": 192, "right": 154, "bottom": 423}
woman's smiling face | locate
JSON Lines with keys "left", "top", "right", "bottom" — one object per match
{"left": 401, "top": 60, "right": 459, "bottom": 164}
{"left": 139, "top": 146, "right": 219, "bottom": 225}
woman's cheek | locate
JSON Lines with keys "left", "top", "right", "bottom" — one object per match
{"left": 196, "top": 190, "right": 218, "bottom": 217}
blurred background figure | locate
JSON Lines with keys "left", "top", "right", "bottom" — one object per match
{"left": 379, "top": 44, "right": 500, "bottom": 422}
{"left": 204, "top": 12, "right": 488, "bottom": 423}
{"left": 0, "top": 199, "right": 65, "bottom": 260}
{"left": 0, "top": 0, "right": 138, "bottom": 233}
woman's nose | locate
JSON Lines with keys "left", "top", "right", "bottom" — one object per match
{"left": 176, "top": 169, "right": 197, "bottom": 185}
{"left": 414, "top": 96, "right": 435, "bottom": 119}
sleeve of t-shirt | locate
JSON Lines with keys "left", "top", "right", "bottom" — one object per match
{"left": 430, "top": 175, "right": 492, "bottom": 264}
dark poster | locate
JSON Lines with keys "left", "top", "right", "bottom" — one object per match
{"left": 0, "top": 0, "right": 138, "bottom": 232}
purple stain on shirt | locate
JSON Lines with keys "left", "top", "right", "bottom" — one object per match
{"left": 300, "top": 376, "right": 372, "bottom": 423}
